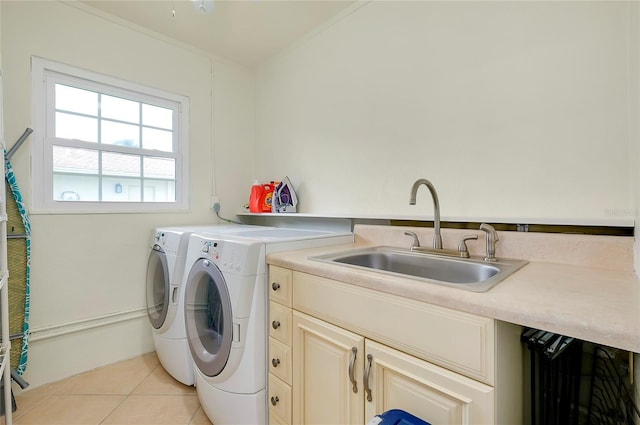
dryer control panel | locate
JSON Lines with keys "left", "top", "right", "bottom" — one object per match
{"left": 154, "top": 231, "right": 183, "bottom": 257}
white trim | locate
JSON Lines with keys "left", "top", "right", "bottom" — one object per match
{"left": 31, "top": 56, "right": 190, "bottom": 213}
{"left": 29, "top": 307, "right": 147, "bottom": 342}
{"left": 33, "top": 57, "right": 188, "bottom": 106}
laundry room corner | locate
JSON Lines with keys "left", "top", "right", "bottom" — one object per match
{"left": 1, "top": 0, "right": 257, "bottom": 389}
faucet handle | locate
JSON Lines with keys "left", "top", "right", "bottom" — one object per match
{"left": 404, "top": 231, "right": 420, "bottom": 249}
{"left": 457, "top": 234, "right": 478, "bottom": 258}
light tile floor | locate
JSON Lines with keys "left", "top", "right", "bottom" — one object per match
{"left": 4, "top": 353, "right": 213, "bottom": 425}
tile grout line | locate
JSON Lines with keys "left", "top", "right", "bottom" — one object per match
{"left": 10, "top": 388, "right": 52, "bottom": 423}
{"left": 10, "top": 354, "right": 205, "bottom": 425}
{"left": 97, "top": 359, "right": 163, "bottom": 425}
{"left": 187, "top": 405, "right": 201, "bottom": 425}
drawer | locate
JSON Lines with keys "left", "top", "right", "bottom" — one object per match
{"left": 269, "top": 337, "right": 292, "bottom": 384}
{"left": 269, "top": 413, "right": 289, "bottom": 425}
{"left": 269, "top": 266, "right": 292, "bottom": 307}
{"left": 269, "top": 301, "right": 292, "bottom": 345}
{"left": 293, "top": 271, "right": 496, "bottom": 385}
{"left": 269, "top": 374, "right": 292, "bottom": 424}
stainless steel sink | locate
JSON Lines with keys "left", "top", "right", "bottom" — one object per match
{"left": 311, "top": 246, "right": 528, "bottom": 292}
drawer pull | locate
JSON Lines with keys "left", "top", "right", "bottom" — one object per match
{"left": 348, "top": 347, "right": 358, "bottom": 393}
{"left": 271, "top": 396, "right": 279, "bottom": 406}
{"left": 272, "top": 282, "right": 280, "bottom": 291}
{"left": 272, "top": 320, "right": 281, "bottom": 330}
{"left": 364, "top": 354, "right": 373, "bottom": 402}
{"left": 272, "top": 358, "right": 281, "bottom": 368}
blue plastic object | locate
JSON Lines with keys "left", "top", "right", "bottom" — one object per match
{"left": 366, "top": 409, "right": 432, "bottom": 425}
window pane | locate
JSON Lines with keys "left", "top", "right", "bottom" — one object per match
{"left": 102, "top": 95, "right": 140, "bottom": 124}
{"left": 102, "top": 152, "right": 141, "bottom": 177}
{"left": 53, "top": 174, "right": 99, "bottom": 201}
{"left": 144, "top": 157, "right": 175, "bottom": 179}
{"left": 53, "top": 146, "right": 98, "bottom": 174}
{"left": 101, "top": 120, "right": 140, "bottom": 147}
{"left": 143, "top": 157, "right": 175, "bottom": 202}
{"left": 55, "top": 112, "right": 98, "bottom": 143}
{"left": 142, "top": 104, "right": 172, "bottom": 130}
{"left": 55, "top": 84, "right": 98, "bottom": 116}
{"left": 102, "top": 176, "right": 141, "bottom": 202}
{"left": 143, "top": 180, "right": 175, "bottom": 202}
{"left": 142, "top": 127, "right": 173, "bottom": 152}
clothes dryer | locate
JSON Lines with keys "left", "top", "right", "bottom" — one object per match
{"left": 183, "top": 228, "right": 353, "bottom": 425}
{"left": 146, "top": 224, "right": 268, "bottom": 385}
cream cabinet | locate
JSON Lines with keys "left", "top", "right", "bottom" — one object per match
{"left": 268, "top": 266, "right": 294, "bottom": 424}
{"left": 292, "top": 311, "right": 365, "bottom": 425}
{"left": 293, "top": 311, "right": 494, "bottom": 425}
{"left": 363, "top": 337, "right": 494, "bottom": 424}
{"left": 268, "top": 266, "right": 523, "bottom": 425}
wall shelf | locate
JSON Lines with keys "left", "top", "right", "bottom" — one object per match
{"left": 236, "top": 211, "right": 634, "bottom": 235}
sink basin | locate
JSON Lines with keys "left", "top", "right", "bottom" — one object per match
{"left": 311, "top": 246, "right": 528, "bottom": 292}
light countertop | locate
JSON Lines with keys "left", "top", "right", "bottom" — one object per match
{"left": 266, "top": 225, "right": 640, "bottom": 353}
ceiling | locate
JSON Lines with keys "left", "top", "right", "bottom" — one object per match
{"left": 79, "top": 0, "right": 356, "bottom": 68}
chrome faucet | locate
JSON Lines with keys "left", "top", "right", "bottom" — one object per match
{"left": 409, "top": 179, "right": 442, "bottom": 249}
{"left": 404, "top": 231, "right": 420, "bottom": 249}
{"left": 479, "top": 223, "right": 499, "bottom": 262}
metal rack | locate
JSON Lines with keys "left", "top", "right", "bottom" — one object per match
{"left": 523, "top": 328, "right": 640, "bottom": 425}
{"left": 522, "top": 328, "right": 583, "bottom": 425}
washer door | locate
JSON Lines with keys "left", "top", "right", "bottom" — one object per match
{"left": 146, "top": 244, "right": 170, "bottom": 329}
{"left": 184, "top": 258, "right": 233, "bottom": 377}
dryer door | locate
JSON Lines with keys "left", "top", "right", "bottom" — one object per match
{"left": 184, "top": 258, "right": 233, "bottom": 377}
{"left": 146, "top": 244, "right": 170, "bottom": 329}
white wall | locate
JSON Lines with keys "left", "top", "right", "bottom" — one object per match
{"left": 1, "top": 1, "right": 254, "bottom": 386}
{"left": 213, "top": 60, "right": 257, "bottom": 219}
{"left": 256, "top": 1, "right": 636, "bottom": 226}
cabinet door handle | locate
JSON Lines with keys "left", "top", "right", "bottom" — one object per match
{"left": 272, "top": 320, "right": 281, "bottom": 330}
{"left": 272, "top": 358, "right": 280, "bottom": 368}
{"left": 271, "top": 396, "right": 279, "bottom": 406}
{"left": 364, "top": 354, "right": 373, "bottom": 402}
{"left": 272, "top": 282, "right": 280, "bottom": 291}
{"left": 348, "top": 347, "right": 358, "bottom": 393}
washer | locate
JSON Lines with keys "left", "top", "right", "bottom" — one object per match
{"left": 146, "top": 224, "right": 269, "bottom": 385}
{"left": 183, "top": 228, "right": 353, "bottom": 425}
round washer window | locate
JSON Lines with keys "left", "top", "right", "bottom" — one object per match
{"left": 184, "top": 258, "right": 233, "bottom": 377}
{"left": 146, "top": 245, "right": 170, "bottom": 329}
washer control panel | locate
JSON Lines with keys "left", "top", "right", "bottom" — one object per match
{"left": 199, "top": 239, "right": 244, "bottom": 273}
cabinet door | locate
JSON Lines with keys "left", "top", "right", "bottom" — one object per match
{"left": 364, "top": 340, "right": 495, "bottom": 425}
{"left": 293, "top": 311, "right": 365, "bottom": 425}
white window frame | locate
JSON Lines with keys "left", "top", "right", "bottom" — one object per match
{"left": 31, "top": 56, "right": 189, "bottom": 213}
